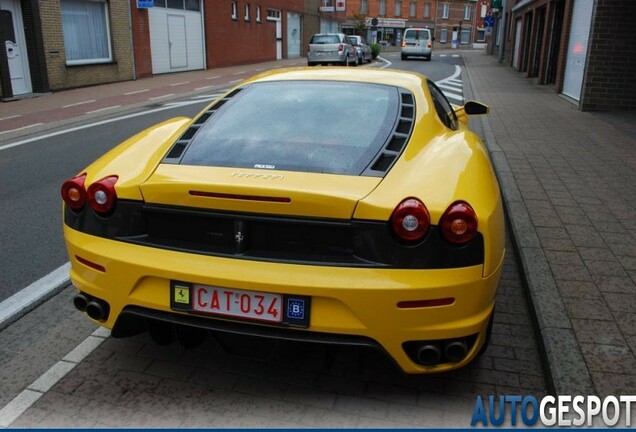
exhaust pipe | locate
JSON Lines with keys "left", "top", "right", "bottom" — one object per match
{"left": 444, "top": 339, "right": 468, "bottom": 362}
{"left": 86, "top": 298, "right": 110, "bottom": 322}
{"left": 416, "top": 343, "right": 442, "bottom": 365}
{"left": 73, "top": 293, "right": 89, "bottom": 312}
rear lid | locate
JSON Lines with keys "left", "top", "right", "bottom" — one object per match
{"left": 139, "top": 166, "right": 381, "bottom": 219}
{"left": 144, "top": 79, "right": 418, "bottom": 218}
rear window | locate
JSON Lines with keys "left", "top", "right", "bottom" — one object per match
{"left": 180, "top": 81, "right": 400, "bottom": 175}
{"left": 310, "top": 34, "right": 340, "bottom": 44}
{"left": 404, "top": 29, "right": 430, "bottom": 40}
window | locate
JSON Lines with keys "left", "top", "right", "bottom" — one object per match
{"left": 394, "top": 0, "right": 401, "bottom": 16}
{"left": 379, "top": 0, "right": 386, "bottom": 16}
{"left": 361, "top": 0, "right": 368, "bottom": 13}
{"left": 256, "top": 5, "right": 261, "bottom": 21}
{"left": 427, "top": 80, "right": 458, "bottom": 130}
{"left": 157, "top": 0, "right": 199, "bottom": 9}
{"left": 460, "top": 26, "right": 470, "bottom": 44}
{"left": 442, "top": 3, "right": 449, "bottom": 19}
{"left": 180, "top": 81, "right": 402, "bottom": 176}
{"left": 244, "top": 3, "right": 250, "bottom": 20}
{"left": 464, "top": 5, "right": 471, "bottom": 20}
{"left": 409, "top": 0, "right": 416, "bottom": 17}
{"left": 267, "top": 8, "right": 281, "bottom": 20}
{"left": 476, "top": 28, "right": 486, "bottom": 42}
{"left": 61, "top": 0, "right": 112, "bottom": 65}
{"left": 440, "top": 26, "right": 447, "bottom": 43}
{"left": 423, "top": 2, "right": 430, "bottom": 18}
{"left": 231, "top": 1, "right": 237, "bottom": 19}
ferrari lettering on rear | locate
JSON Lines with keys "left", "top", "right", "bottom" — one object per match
{"left": 231, "top": 172, "right": 284, "bottom": 180}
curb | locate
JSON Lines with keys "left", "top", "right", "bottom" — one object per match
{"left": 462, "top": 54, "right": 596, "bottom": 396}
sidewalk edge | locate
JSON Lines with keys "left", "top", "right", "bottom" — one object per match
{"left": 462, "top": 55, "right": 596, "bottom": 396}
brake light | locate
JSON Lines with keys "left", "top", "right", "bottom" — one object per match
{"left": 87, "top": 176, "right": 118, "bottom": 216}
{"left": 401, "top": 40, "right": 406, "bottom": 47}
{"left": 391, "top": 198, "right": 430, "bottom": 242}
{"left": 440, "top": 201, "right": 478, "bottom": 245}
{"left": 428, "top": 41, "right": 432, "bottom": 48}
{"left": 338, "top": 43, "right": 344, "bottom": 51}
{"left": 61, "top": 174, "right": 87, "bottom": 211}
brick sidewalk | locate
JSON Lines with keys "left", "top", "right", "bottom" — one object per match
{"left": 464, "top": 50, "right": 636, "bottom": 396}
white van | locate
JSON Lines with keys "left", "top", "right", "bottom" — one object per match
{"left": 401, "top": 28, "right": 433, "bottom": 61}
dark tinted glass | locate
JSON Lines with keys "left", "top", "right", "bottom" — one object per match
{"left": 427, "top": 80, "right": 458, "bottom": 130}
{"left": 180, "top": 81, "right": 400, "bottom": 175}
{"left": 310, "top": 34, "right": 341, "bottom": 44}
{"left": 185, "top": 0, "right": 199, "bottom": 10}
{"left": 404, "top": 29, "right": 430, "bottom": 40}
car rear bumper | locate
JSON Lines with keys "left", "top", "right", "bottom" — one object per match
{"left": 65, "top": 226, "right": 504, "bottom": 373}
{"left": 401, "top": 47, "right": 432, "bottom": 57}
{"left": 307, "top": 52, "right": 347, "bottom": 64}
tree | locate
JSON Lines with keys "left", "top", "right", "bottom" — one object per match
{"left": 350, "top": 13, "right": 367, "bottom": 36}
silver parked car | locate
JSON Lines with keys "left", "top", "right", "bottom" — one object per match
{"left": 308, "top": 33, "right": 358, "bottom": 66}
{"left": 348, "top": 35, "right": 372, "bottom": 64}
{"left": 401, "top": 28, "right": 433, "bottom": 61}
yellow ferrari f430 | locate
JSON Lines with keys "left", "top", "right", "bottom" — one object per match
{"left": 62, "top": 68, "right": 505, "bottom": 374}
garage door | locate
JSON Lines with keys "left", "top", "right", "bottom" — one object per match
{"left": 562, "top": 0, "right": 594, "bottom": 101}
{"left": 149, "top": 1, "right": 204, "bottom": 74}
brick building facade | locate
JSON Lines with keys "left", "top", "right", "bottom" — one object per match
{"left": 491, "top": 0, "right": 636, "bottom": 111}
{"left": 0, "top": 0, "right": 134, "bottom": 98}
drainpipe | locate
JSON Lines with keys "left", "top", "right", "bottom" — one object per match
{"left": 498, "top": 0, "right": 507, "bottom": 62}
{"left": 127, "top": 0, "right": 137, "bottom": 80}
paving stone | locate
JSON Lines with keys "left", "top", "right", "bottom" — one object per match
{"left": 580, "top": 343, "right": 636, "bottom": 374}
{"left": 556, "top": 279, "right": 603, "bottom": 299}
{"left": 571, "top": 319, "right": 626, "bottom": 346}
{"left": 602, "top": 292, "right": 636, "bottom": 313}
{"left": 300, "top": 406, "right": 360, "bottom": 428}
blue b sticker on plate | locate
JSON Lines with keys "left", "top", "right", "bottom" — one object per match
{"left": 287, "top": 299, "right": 305, "bottom": 320}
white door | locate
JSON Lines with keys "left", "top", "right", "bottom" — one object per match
{"left": 286, "top": 12, "right": 301, "bottom": 58}
{"left": 562, "top": 0, "right": 593, "bottom": 101}
{"left": 512, "top": 19, "right": 522, "bottom": 69}
{"left": 1, "top": 0, "right": 32, "bottom": 95}
{"left": 168, "top": 14, "right": 188, "bottom": 68}
{"left": 276, "top": 20, "right": 282, "bottom": 60}
{"left": 149, "top": 7, "right": 204, "bottom": 74}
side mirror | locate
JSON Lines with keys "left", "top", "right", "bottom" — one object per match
{"left": 463, "top": 100, "right": 489, "bottom": 115}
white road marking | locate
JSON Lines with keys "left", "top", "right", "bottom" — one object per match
{"left": 86, "top": 105, "right": 122, "bottom": 115}
{"left": 0, "top": 263, "right": 71, "bottom": 331}
{"left": 124, "top": 89, "right": 149, "bottom": 95}
{"left": 0, "top": 327, "right": 109, "bottom": 427}
{"left": 228, "top": 79, "right": 243, "bottom": 84}
{"left": 195, "top": 85, "right": 215, "bottom": 91}
{"left": 190, "top": 93, "right": 223, "bottom": 100}
{"left": 62, "top": 100, "right": 96, "bottom": 108}
{"left": 170, "top": 81, "right": 190, "bottom": 87}
{"left": 0, "top": 115, "right": 21, "bottom": 121}
{"left": 149, "top": 93, "right": 175, "bottom": 100}
{"left": 233, "top": 71, "right": 246, "bottom": 75}
{"left": 206, "top": 75, "right": 221, "bottom": 80}
{"left": 436, "top": 83, "right": 463, "bottom": 92}
{"left": 0, "top": 123, "right": 44, "bottom": 135}
{"left": 0, "top": 98, "right": 209, "bottom": 152}
{"left": 443, "top": 91, "right": 464, "bottom": 102}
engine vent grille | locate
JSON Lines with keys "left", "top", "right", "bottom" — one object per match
{"left": 162, "top": 88, "right": 244, "bottom": 164}
{"left": 363, "top": 90, "right": 416, "bottom": 176}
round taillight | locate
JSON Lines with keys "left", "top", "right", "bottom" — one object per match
{"left": 338, "top": 43, "right": 344, "bottom": 51}
{"left": 391, "top": 198, "right": 431, "bottom": 242}
{"left": 87, "top": 176, "right": 118, "bottom": 216}
{"left": 440, "top": 201, "right": 478, "bottom": 245}
{"left": 61, "top": 174, "right": 87, "bottom": 211}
